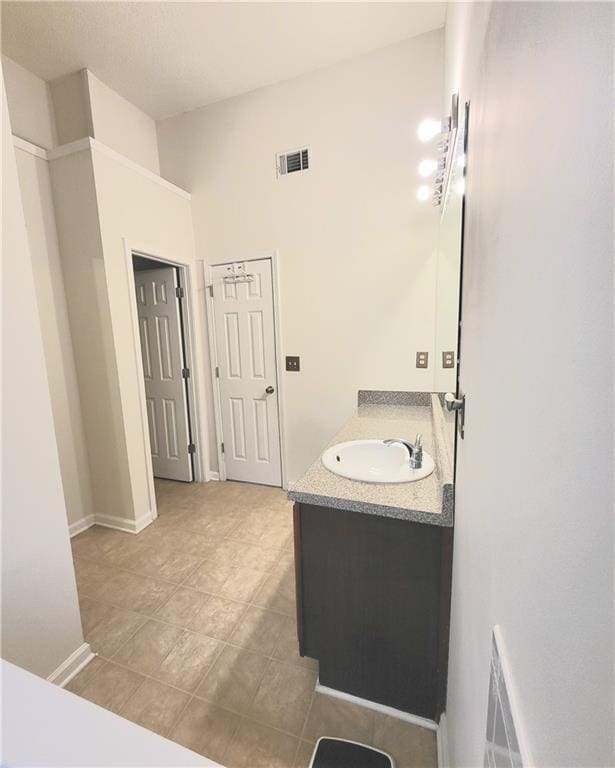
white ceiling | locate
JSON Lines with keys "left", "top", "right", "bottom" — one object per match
{"left": 1, "top": 2, "right": 445, "bottom": 120}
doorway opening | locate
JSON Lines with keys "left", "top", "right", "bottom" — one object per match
{"left": 206, "top": 254, "right": 287, "bottom": 488}
{"left": 132, "top": 253, "right": 196, "bottom": 486}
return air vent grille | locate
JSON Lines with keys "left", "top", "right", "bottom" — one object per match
{"left": 277, "top": 147, "right": 310, "bottom": 177}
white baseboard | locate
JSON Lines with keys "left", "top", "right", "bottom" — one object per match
{"left": 47, "top": 643, "right": 94, "bottom": 688}
{"left": 315, "top": 680, "right": 438, "bottom": 732}
{"left": 437, "top": 712, "right": 450, "bottom": 767}
{"left": 93, "top": 509, "right": 154, "bottom": 534}
{"left": 69, "top": 514, "right": 96, "bottom": 538}
{"left": 69, "top": 510, "right": 154, "bottom": 537}
{"left": 207, "top": 471, "right": 220, "bottom": 481}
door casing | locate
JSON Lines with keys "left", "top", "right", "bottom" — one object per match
{"left": 123, "top": 239, "right": 207, "bottom": 522}
{"left": 134, "top": 265, "right": 193, "bottom": 482}
{"left": 206, "top": 250, "right": 288, "bottom": 489}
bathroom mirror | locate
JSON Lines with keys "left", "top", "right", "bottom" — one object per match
{"left": 433, "top": 101, "right": 468, "bottom": 456}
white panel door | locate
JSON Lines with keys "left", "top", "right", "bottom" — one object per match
{"left": 134, "top": 267, "right": 193, "bottom": 482}
{"left": 211, "top": 259, "right": 282, "bottom": 486}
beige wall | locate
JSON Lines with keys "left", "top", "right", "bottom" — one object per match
{"left": 49, "top": 70, "right": 92, "bottom": 145}
{"left": 87, "top": 71, "right": 160, "bottom": 174}
{"left": 49, "top": 147, "right": 137, "bottom": 529}
{"left": 5, "top": 57, "right": 161, "bottom": 173}
{"left": 89, "top": 145, "right": 206, "bottom": 525}
{"left": 15, "top": 145, "right": 94, "bottom": 530}
{"left": 1, "top": 72, "right": 85, "bottom": 678}
{"left": 443, "top": 3, "right": 614, "bottom": 766}
{"left": 1, "top": 55, "right": 57, "bottom": 149}
{"left": 42, "top": 142, "right": 199, "bottom": 532}
{"left": 49, "top": 69, "right": 161, "bottom": 173}
{"left": 5, "top": 57, "right": 166, "bottom": 530}
{"left": 157, "top": 31, "right": 445, "bottom": 482}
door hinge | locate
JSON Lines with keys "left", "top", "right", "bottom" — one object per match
{"left": 208, "top": 285, "right": 214, "bottom": 298}
{"left": 175, "top": 286, "right": 184, "bottom": 299}
{"left": 182, "top": 367, "right": 190, "bottom": 379}
{"left": 188, "top": 443, "right": 196, "bottom": 455}
{"left": 220, "top": 442, "right": 225, "bottom": 454}
{"left": 215, "top": 366, "right": 220, "bottom": 378}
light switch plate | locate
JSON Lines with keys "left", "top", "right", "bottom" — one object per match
{"left": 416, "top": 351, "right": 429, "bottom": 369}
{"left": 442, "top": 351, "right": 455, "bottom": 369}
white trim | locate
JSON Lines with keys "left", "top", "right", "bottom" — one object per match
{"left": 68, "top": 515, "right": 96, "bottom": 538}
{"left": 205, "top": 251, "right": 288, "bottom": 488}
{"left": 123, "top": 240, "right": 160, "bottom": 523}
{"left": 270, "top": 249, "right": 289, "bottom": 490}
{"left": 207, "top": 471, "right": 220, "bottom": 481}
{"left": 95, "top": 509, "right": 154, "bottom": 534}
{"left": 493, "top": 625, "right": 533, "bottom": 768}
{"left": 126, "top": 241, "right": 208, "bottom": 483}
{"left": 437, "top": 712, "right": 450, "bottom": 768}
{"left": 205, "top": 265, "right": 227, "bottom": 482}
{"left": 45, "top": 137, "right": 191, "bottom": 200}
{"left": 47, "top": 643, "right": 94, "bottom": 688}
{"left": 12, "top": 135, "right": 48, "bottom": 159}
{"left": 174, "top": 257, "right": 208, "bottom": 484}
{"left": 315, "top": 680, "right": 438, "bottom": 732}
{"left": 69, "top": 510, "right": 154, "bottom": 537}
{"left": 123, "top": 241, "right": 209, "bottom": 504}
{"left": 89, "top": 138, "right": 191, "bottom": 200}
{"left": 46, "top": 137, "right": 91, "bottom": 161}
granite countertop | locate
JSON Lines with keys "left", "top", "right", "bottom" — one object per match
{"left": 288, "top": 390, "right": 454, "bottom": 527}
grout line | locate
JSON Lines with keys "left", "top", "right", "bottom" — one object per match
{"left": 74, "top": 536, "right": 294, "bottom": 623}
{"left": 74, "top": 521, "right": 292, "bottom": 588}
{"left": 163, "top": 637, "right": 229, "bottom": 741}
{"left": 79, "top": 589, "right": 296, "bottom": 650}
{"left": 299, "top": 686, "right": 318, "bottom": 741}
{"left": 117, "top": 673, "right": 150, "bottom": 721}
{"left": 72, "top": 648, "right": 315, "bottom": 746}
{"left": 73, "top": 485, "right": 304, "bottom": 758}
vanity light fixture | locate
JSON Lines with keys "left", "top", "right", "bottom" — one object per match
{"left": 417, "top": 118, "right": 442, "bottom": 142}
{"left": 431, "top": 93, "right": 459, "bottom": 207}
{"left": 418, "top": 158, "right": 438, "bottom": 177}
{"left": 414, "top": 96, "right": 458, "bottom": 205}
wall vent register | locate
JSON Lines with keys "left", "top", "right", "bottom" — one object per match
{"left": 277, "top": 147, "right": 309, "bottom": 177}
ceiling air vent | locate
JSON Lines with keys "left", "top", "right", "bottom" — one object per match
{"left": 276, "top": 147, "right": 310, "bottom": 178}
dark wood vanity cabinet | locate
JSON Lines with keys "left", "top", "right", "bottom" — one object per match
{"left": 294, "top": 502, "right": 453, "bottom": 721}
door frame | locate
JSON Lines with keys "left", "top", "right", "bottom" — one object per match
{"left": 205, "top": 250, "right": 288, "bottom": 489}
{"left": 123, "top": 239, "right": 208, "bottom": 521}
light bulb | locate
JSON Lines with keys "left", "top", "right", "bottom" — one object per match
{"left": 417, "top": 118, "right": 441, "bottom": 142}
{"left": 418, "top": 158, "right": 438, "bottom": 177}
{"left": 416, "top": 185, "right": 430, "bottom": 201}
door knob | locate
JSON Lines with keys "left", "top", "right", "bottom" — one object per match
{"left": 265, "top": 386, "right": 275, "bottom": 394}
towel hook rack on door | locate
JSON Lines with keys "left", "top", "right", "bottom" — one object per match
{"left": 222, "top": 274, "right": 255, "bottom": 284}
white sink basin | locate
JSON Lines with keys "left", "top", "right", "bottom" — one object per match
{"left": 321, "top": 439, "right": 435, "bottom": 484}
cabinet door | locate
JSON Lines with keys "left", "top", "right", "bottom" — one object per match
{"left": 299, "top": 503, "right": 445, "bottom": 719}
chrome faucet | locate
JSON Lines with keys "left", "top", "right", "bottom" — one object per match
{"left": 384, "top": 435, "right": 423, "bottom": 469}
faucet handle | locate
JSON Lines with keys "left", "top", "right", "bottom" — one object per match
{"left": 414, "top": 433, "right": 422, "bottom": 448}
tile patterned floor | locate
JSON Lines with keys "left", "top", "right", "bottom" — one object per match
{"left": 68, "top": 479, "right": 436, "bottom": 768}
